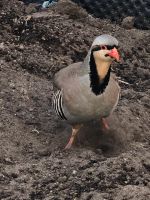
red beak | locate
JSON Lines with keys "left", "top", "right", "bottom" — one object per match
{"left": 108, "top": 48, "right": 120, "bottom": 62}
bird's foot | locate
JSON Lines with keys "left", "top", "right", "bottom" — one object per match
{"left": 64, "top": 124, "right": 82, "bottom": 150}
{"left": 65, "top": 136, "right": 75, "bottom": 149}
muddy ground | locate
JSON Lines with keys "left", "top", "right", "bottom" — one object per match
{"left": 0, "top": 0, "right": 150, "bottom": 199}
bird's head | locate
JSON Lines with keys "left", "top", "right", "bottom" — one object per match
{"left": 89, "top": 34, "right": 120, "bottom": 95}
{"left": 91, "top": 34, "right": 120, "bottom": 62}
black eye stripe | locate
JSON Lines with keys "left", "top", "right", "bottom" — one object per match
{"left": 92, "top": 45, "right": 118, "bottom": 51}
{"left": 107, "top": 45, "right": 118, "bottom": 50}
{"left": 91, "top": 46, "right": 101, "bottom": 52}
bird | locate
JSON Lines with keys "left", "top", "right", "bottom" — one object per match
{"left": 52, "top": 34, "right": 120, "bottom": 149}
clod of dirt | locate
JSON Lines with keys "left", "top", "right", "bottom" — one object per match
{"left": 114, "top": 185, "right": 150, "bottom": 200}
{"left": 121, "top": 16, "right": 135, "bottom": 29}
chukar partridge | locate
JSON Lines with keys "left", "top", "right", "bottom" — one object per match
{"left": 52, "top": 34, "right": 120, "bottom": 149}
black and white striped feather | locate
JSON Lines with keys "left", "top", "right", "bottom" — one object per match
{"left": 52, "top": 90, "right": 67, "bottom": 120}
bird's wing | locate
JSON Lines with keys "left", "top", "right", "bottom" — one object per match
{"left": 54, "top": 62, "right": 83, "bottom": 89}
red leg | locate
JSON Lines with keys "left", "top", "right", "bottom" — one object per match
{"left": 101, "top": 118, "right": 110, "bottom": 130}
{"left": 65, "top": 124, "right": 82, "bottom": 149}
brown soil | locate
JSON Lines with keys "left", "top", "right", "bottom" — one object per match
{"left": 0, "top": 0, "right": 150, "bottom": 199}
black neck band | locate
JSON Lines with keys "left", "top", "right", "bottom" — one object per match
{"left": 89, "top": 51, "right": 111, "bottom": 95}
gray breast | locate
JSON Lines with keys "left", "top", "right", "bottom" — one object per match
{"left": 62, "top": 74, "right": 120, "bottom": 125}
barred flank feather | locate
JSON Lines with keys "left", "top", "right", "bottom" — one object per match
{"left": 52, "top": 90, "right": 67, "bottom": 120}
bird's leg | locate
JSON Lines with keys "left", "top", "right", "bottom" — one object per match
{"left": 65, "top": 124, "right": 82, "bottom": 149}
{"left": 101, "top": 117, "right": 110, "bottom": 130}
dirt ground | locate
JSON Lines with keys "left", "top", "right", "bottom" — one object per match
{"left": 0, "top": 0, "right": 150, "bottom": 199}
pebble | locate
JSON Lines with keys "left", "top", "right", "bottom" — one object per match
{"left": 0, "top": 42, "right": 4, "bottom": 49}
{"left": 19, "top": 44, "right": 24, "bottom": 50}
{"left": 72, "top": 170, "right": 77, "bottom": 175}
{"left": 9, "top": 82, "right": 15, "bottom": 89}
{"left": 121, "top": 16, "right": 135, "bottom": 29}
{"left": 4, "top": 157, "right": 14, "bottom": 164}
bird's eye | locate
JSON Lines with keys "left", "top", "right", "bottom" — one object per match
{"left": 101, "top": 45, "right": 107, "bottom": 50}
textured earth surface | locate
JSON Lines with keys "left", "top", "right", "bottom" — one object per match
{"left": 72, "top": 0, "right": 150, "bottom": 30}
{"left": 0, "top": 0, "right": 150, "bottom": 199}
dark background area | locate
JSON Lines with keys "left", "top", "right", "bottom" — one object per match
{"left": 72, "top": 0, "right": 150, "bottom": 29}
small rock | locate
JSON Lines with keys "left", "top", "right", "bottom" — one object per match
{"left": 31, "top": 128, "right": 40, "bottom": 134}
{"left": 19, "top": 44, "right": 24, "bottom": 50}
{"left": 141, "top": 96, "right": 150, "bottom": 108}
{"left": 142, "top": 157, "right": 150, "bottom": 171}
{"left": 0, "top": 42, "right": 5, "bottom": 49}
{"left": 4, "top": 157, "right": 14, "bottom": 165}
{"left": 121, "top": 16, "right": 135, "bottom": 29}
{"left": 0, "top": 173, "right": 6, "bottom": 181}
{"left": 9, "top": 82, "right": 15, "bottom": 89}
{"left": 72, "top": 170, "right": 77, "bottom": 175}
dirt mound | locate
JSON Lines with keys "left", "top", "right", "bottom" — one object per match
{"left": 0, "top": 0, "right": 150, "bottom": 199}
